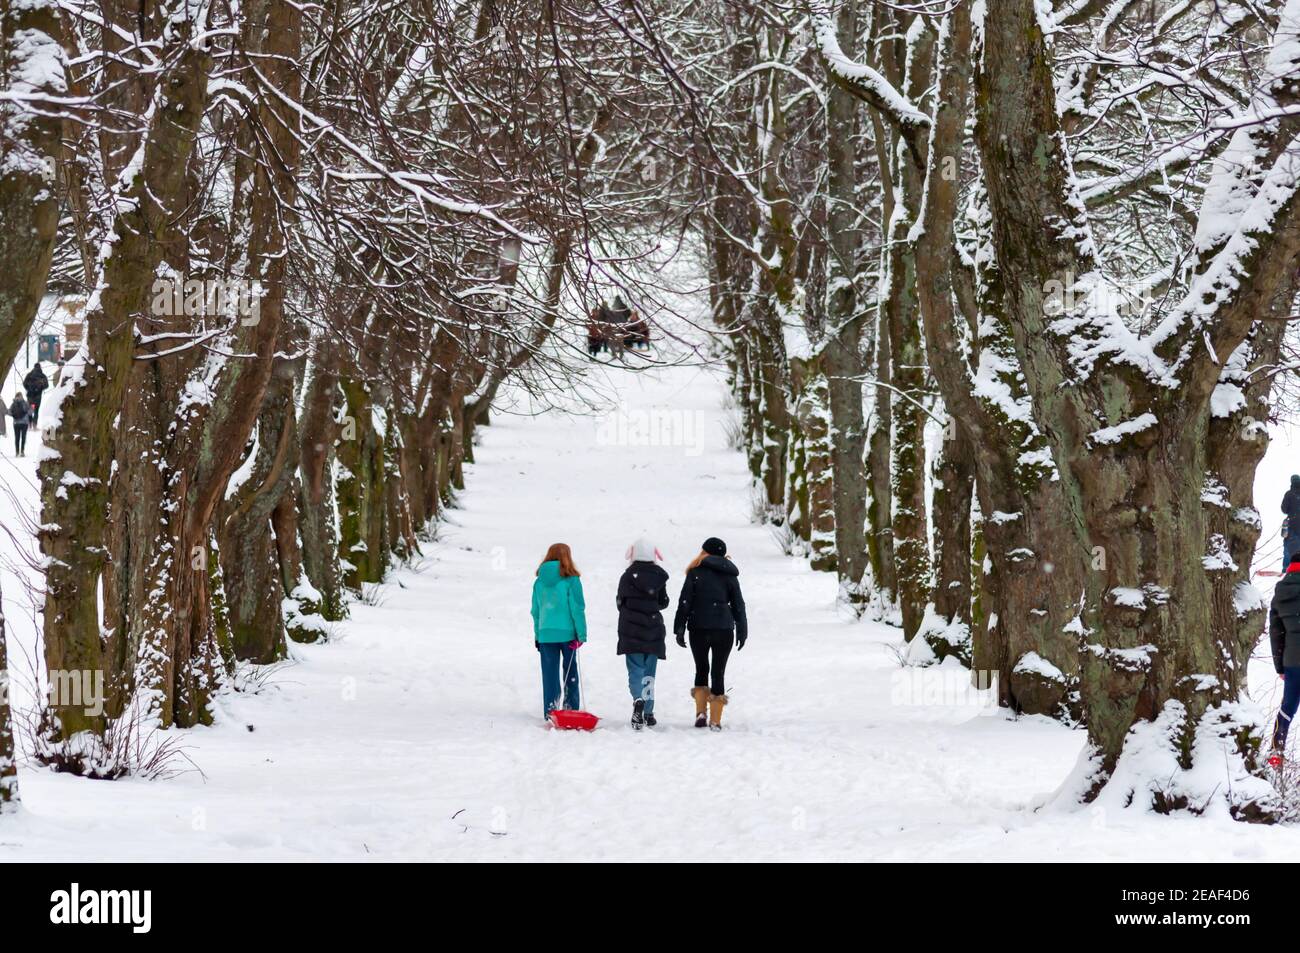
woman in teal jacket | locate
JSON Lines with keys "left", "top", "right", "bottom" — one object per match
{"left": 532, "top": 543, "right": 588, "bottom": 719}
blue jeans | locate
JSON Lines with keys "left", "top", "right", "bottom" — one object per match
{"left": 625, "top": 653, "right": 658, "bottom": 714}
{"left": 1278, "top": 667, "right": 1300, "bottom": 748}
{"left": 539, "top": 642, "right": 580, "bottom": 717}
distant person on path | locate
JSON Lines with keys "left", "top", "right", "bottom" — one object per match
{"left": 1282, "top": 475, "right": 1300, "bottom": 570}
{"left": 8, "top": 393, "right": 30, "bottom": 456}
{"left": 616, "top": 536, "right": 669, "bottom": 729}
{"left": 590, "top": 301, "right": 608, "bottom": 356}
{"left": 626, "top": 314, "right": 650, "bottom": 350}
{"left": 1269, "top": 553, "right": 1300, "bottom": 765}
{"left": 673, "top": 537, "right": 747, "bottom": 730}
{"left": 608, "top": 294, "right": 650, "bottom": 351}
{"left": 23, "top": 363, "right": 48, "bottom": 424}
{"left": 610, "top": 294, "right": 637, "bottom": 354}
{"left": 610, "top": 294, "right": 632, "bottom": 327}
{"left": 531, "top": 543, "right": 588, "bottom": 720}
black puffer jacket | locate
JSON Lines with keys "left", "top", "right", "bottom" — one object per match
{"left": 616, "top": 561, "right": 670, "bottom": 658}
{"left": 23, "top": 364, "right": 47, "bottom": 403}
{"left": 1271, "top": 569, "right": 1300, "bottom": 672}
{"left": 611, "top": 298, "right": 632, "bottom": 325}
{"left": 673, "top": 555, "right": 747, "bottom": 643}
{"left": 8, "top": 396, "right": 30, "bottom": 426}
{"left": 1284, "top": 476, "right": 1300, "bottom": 533}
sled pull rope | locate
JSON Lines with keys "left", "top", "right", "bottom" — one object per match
{"left": 562, "top": 641, "right": 585, "bottom": 710}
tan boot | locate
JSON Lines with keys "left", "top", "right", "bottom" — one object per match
{"left": 691, "top": 686, "right": 709, "bottom": 728}
{"left": 708, "top": 693, "right": 727, "bottom": 731}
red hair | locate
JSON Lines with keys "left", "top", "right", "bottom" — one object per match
{"left": 539, "top": 543, "right": 580, "bottom": 577}
{"left": 687, "top": 550, "right": 734, "bottom": 572}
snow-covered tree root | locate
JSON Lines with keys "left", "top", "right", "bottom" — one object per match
{"left": 914, "top": 609, "right": 972, "bottom": 668}
{"left": 1054, "top": 700, "right": 1279, "bottom": 822}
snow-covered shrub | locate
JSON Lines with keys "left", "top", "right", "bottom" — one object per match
{"left": 768, "top": 518, "right": 809, "bottom": 558}
{"left": 720, "top": 404, "right": 745, "bottom": 452}
{"left": 748, "top": 480, "right": 783, "bottom": 526}
{"left": 357, "top": 581, "right": 390, "bottom": 607}
{"left": 229, "top": 658, "right": 295, "bottom": 697}
{"left": 22, "top": 702, "right": 200, "bottom": 781}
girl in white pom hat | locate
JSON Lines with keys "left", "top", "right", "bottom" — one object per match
{"left": 616, "top": 536, "right": 669, "bottom": 729}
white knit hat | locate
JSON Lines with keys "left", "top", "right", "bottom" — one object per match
{"left": 626, "top": 536, "right": 663, "bottom": 562}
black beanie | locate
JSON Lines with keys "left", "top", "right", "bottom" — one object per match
{"left": 703, "top": 537, "right": 727, "bottom": 557}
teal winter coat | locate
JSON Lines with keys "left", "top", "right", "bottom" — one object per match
{"left": 532, "top": 561, "right": 588, "bottom": 643}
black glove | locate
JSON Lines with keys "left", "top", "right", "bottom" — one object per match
{"left": 737, "top": 636, "right": 746, "bottom": 651}
{"left": 675, "top": 633, "right": 686, "bottom": 648}
{"left": 535, "top": 640, "right": 541, "bottom": 652}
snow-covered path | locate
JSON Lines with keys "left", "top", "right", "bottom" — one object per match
{"left": 5, "top": 352, "right": 1300, "bottom": 861}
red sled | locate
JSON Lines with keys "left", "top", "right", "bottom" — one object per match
{"left": 546, "top": 644, "right": 597, "bottom": 730}
{"left": 549, "top": 709, "right": 599, "bottom": 731}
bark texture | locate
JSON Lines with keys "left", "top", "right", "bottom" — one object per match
{"left": 39, "top": 19, "right": 213, "bottom": 740}
{"left": 975, "top": 0, "right": 1300, "bottom": 814}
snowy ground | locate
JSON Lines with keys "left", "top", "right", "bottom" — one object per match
{"left": 3, "top": 331, "right": 1300, "bottom": 861}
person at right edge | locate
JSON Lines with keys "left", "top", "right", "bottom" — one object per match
{"left": 1268, "top": 552, "right": 1300, "bottom": 766}
{"left": 673, "top": 537, "right": 746, "bottom": 731}
{"left": 1282, "top": 475, "right": 1300, "bottom": 571}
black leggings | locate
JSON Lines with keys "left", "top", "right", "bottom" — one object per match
{"left": 690, "top": 628, "right": 733, "bottom": 695}
{"left": 12, "top": 424, "right": 26, "bottom": 455}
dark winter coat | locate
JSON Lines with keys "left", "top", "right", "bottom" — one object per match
{"left": 1270, "top": 567, "right": 1300, "bottom": 672}
{"left": 672, "top": 555, "right": 747, "bottom": 644}
{"left": 1284, "top": 476, "right": 1300, "bottom": 535}
{"left": 616, "top": 561, "right": 670, "bottom": 658}
{"left": 23, "top": 364, "right": 47, "bottom": 404}
{"left": 8, "top": 396, "right": 30, "bottom": 427}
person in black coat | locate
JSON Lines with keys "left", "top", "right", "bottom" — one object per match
{"left": 617, "top": 536, "right": 669, "bottom": 729}
{"left": 673, "top": 536, "right": 747, "bottom": 730}
{"left": 8, "top": 393, "right": 30, "bottom": 456}
{"left": 23, "top": 363, "right": 48, "bottom": 424}
{"left": 1269, "top": 556, "right": 1300, "bottom": 764}
{"left": 1283, "top": 475, "right": 1300, "bottom": 570}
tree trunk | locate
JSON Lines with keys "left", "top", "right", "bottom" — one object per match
{"left": 38, "top": 25, "right": 213, "bottom": 741}
{"left": 865, "top": 311, "right": 895, "bottom": 601}
{"left": 976, "top": 0, "right": 1300, "bottom": 815}
{"left": 219, "top": 355, "right": 300, "bottom": 662}
{"left": 926, "top": 414, "right": 974, "bottom": 662}
{"left": 121, "top": 0, "right": 301, "bottom": 726}
{"left": 0, "top": 0, "right": 62, "bottom": 376}
{"left": 298, "top": 352, "right": 348, "bottom": 621}
{"left": 337, "top": 377, "right": 390, "bottom": 591}
{"left": 0, "top": 578, "right": 17, "bottom": 812}
{"left": 804, "top": 1, "right": 867, "bottom": 585}
{"left": 795, "top": 362, "right": 835, "bottom": 569}
{"left": 0, "top": 0, "right": 63, "bottom": 793}
{"left": 885, "top": 21, "right": 934, "bottom": 642}
{"left": 823, "top": 334, "right": 867, "bottom": 595}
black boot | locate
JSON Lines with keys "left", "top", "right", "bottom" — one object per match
{"left": 631, "top": 698, "right": 645, "bottom": 730}
{"left": 644, "top": 711, "right": 657, "bottom": 727}
{"left": 1271, "top": 713, "right": 1290, "bottom": 766}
